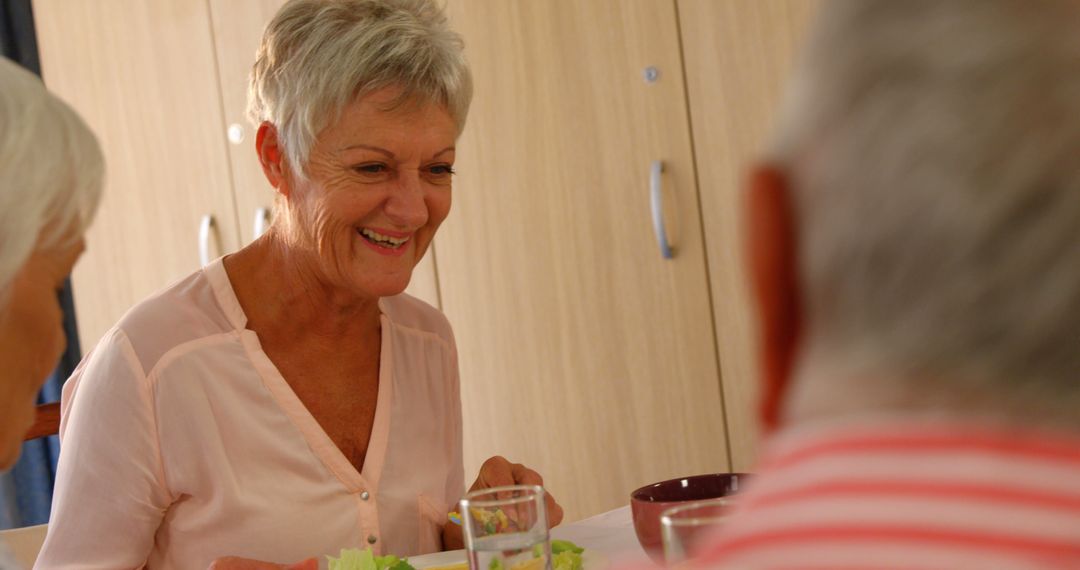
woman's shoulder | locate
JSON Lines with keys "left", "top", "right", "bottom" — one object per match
{"left": 95, "top": 264, "right": 240, "bottom": 373}
{"left": 380, "top": 292, "right": 455, "bottom": 347}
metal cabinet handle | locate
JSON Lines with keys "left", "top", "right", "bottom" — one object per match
{"left": 650, "top": 160, "right": 674, "bottom": 259}
{"left": 253, "top": 207, "right": 270, "bottom": 240}
{"left": 198, "top": 214, "right": 215, "bottom": 267}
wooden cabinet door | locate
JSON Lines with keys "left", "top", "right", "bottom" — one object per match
{"left": 207, "top": 0, "right": 283, "bottom": 249}
{"left": 678, "top": 0, "right": 819, "bottom": 470}
{"left": 443, "top": 0, "right": 728, "bottom": 521}
{"left": 207, "top": 0, "right": 443, "bottom": 308}
{"left": 34, "top": 0, "right": 242, "bottom": 350}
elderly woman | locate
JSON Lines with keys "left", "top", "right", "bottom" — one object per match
{"left": 0, "top": 57, "right": 103, "bottom": 568}
{"left": 37, "top": 1, "right": 560, "bottom": 568}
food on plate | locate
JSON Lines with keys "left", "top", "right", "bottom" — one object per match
{"left": 551, "top": 540, "right": 585, "bottom": 555}
{"left": 452, "top": 508, "right": 582, "bottom": 539}
{"left": 467, "top": 507, "right": 515, "bottom": 534}
{"left": 339, "top": 536, "right": 588, "bottom": 570}
{"left": 545, "top": 539, "right": 585, "bottom": 570}
{"left": 486, "top": 539, "right": 584, "bottom": 570}
{"left": 423, "top": 564, "right": 467, "bottom": 570}
{"left": 488, "top": 557, "right": 542, "bottom": 570}
{"left": 327, "top": 547, "right": 416, "bottom": 570}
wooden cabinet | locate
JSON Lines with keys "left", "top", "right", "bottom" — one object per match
{"left": 34, "top": 0, "right": 817, "bottom": 522}
{"left": 34, "top": 0, "right": 243, "bottom": 350}
{"left": 441, "top": 0, "right": 728, "bottom": 521}
{"left": 439, "top": 0, "right": 816, "bottom": 517}
{"left": 678, "top": 0, "right": 820, "bottom": 470}
{"left": 207, "top": 0, "right": 282, "bottom": 247}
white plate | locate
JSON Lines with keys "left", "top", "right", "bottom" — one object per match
{"left": 408, "top": 549, "right": 466, "bottom": 569}
{"left": 408, "top": 549, "right": 607, "bottom": 569}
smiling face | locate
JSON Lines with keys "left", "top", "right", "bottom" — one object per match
{"left": 0, "top": 238, "right": 84, "bottom": 469}
{"left": 279, "top": 87, "right": 457, "bottom": 300}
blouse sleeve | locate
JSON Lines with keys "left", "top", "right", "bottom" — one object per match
{"left": 35, "top": 328, "right": 173, "bottom": 569}
{"left": 444, "top": 330, "right": 465, "bottom": 505}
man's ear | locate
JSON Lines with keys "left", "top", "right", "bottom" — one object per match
{"left": 255, "top": 122, "right": 290, "bottom": 197}
{"left": 745, "top": 164, "right": 803, "bottom": 433}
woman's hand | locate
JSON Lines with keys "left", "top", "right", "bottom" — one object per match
{"left": 443, "top": 456, "right": 565, "bottom": 550}
{"left": 207, "top": 556, "right": 317, "bottom": 570}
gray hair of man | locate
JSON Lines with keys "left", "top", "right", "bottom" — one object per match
{"left": 248, "top": 0, "right": 473, "bottom": 181}
{"left": 767, "top": 0, "right": 1080, "bottom": 427}
{"left": 0, "top": 57, "right": 103, "bottom": 302}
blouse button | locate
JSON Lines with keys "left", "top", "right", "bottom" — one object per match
{"left": 367, "top": 534, "right": 378, "bottom": 545}
{"left": 360, "top": 491, "right": 370, "bottom": 501}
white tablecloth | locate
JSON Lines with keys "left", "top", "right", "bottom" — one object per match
{"left": 551, "top": 506, "right": 655, "bottom": 567}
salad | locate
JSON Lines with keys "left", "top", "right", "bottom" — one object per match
{"left": 468, "top": 540, "right": 585, "bottom": 570}
{"left": 326, "top": 539, "right": 585, "bottom": 570}
{"left": 534, "top": 539, "right": 586, "bottom": 570}
{"left": 327, "top": 548, "right": 416, "bottom": 570}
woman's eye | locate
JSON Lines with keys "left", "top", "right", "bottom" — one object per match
{"left": 428, "top": 164, "right": 456, "bottom": 176}
{"left": 354, "top": 163, "right": 387, "bottom": 174}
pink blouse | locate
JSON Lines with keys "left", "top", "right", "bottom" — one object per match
{"left": 36, "top": 258, "right": 464, "bottom": 569}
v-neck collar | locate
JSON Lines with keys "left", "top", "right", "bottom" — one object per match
{"left": 204, "top": 257, "right": 393, "bottom": 493}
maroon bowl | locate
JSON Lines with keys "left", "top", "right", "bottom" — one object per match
{"left": 630, "top": 473, "right": 750, "bottom": 562}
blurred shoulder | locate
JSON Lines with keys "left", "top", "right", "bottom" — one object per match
{"left": 379, "top": 293, "right": 455, "bottom": 347}
{"left": 0, "top": 537, "right": 18, "bottom": 570}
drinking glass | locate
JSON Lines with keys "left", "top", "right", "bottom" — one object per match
{"left": 461, "top": 484, "right": 551, "bottom": 570}
{"left": 660, "top": 498, "right": 732, "bottom": 564}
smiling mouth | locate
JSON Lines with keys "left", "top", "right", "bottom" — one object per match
{"left": 358, "top": 228, "right": 410, "bottom": 249}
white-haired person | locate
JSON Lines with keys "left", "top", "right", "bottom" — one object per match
{"left": 0, "top": 56, "right": 103, "bottom": 568}
{"left": 680, "top": 0, "right": 1080, "bottom": 567}
{"left": 36, "top": 1, "right": 562, "bottom": 569}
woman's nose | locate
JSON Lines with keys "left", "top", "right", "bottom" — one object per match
{"left": 384, "top": 174, "right": 429, "bottom": 228}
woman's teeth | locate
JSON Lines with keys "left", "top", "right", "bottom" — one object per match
{"left": 359, "top": 228, "right": 409, "bottom": 248}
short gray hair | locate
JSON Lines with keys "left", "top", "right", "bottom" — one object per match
{"left": 248, "top": 0, "right": 472, "bottom": 178}
{"left": 770, "top": 1, "right": 1080, "bottom": 423}
{"left": 0, "top": 57, "right": 103, "bottom": 298}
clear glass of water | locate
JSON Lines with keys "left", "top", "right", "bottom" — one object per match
{"left": 660, "top": 498, "right": 732, "bottom": 564}
{"left": 460, "top": 484, "right": 551, "bottom": 570}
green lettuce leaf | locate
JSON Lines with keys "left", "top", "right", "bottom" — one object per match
{"left": 327, "top": 548, "right": 376, "bottom": 570}
{"left": 552, "top": 551, "right": 583, "bottom": 570}
{"left": 385, "top": 559, "right": 417, "bottom": 570}
{"left": 551, "top": 540, "right": 584, "bottom": 555}
{"left": 326, "top": 548, "right": 416, "bottom": 570}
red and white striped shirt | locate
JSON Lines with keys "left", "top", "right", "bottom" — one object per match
{"left": 693, "top": 418, "right": 1080, "bottom": 569}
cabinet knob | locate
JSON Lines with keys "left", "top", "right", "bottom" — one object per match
{"left": 253, "top": 207, "right": 271, "bottom": 240}
{"left": 199, "top": 214, "right": 216, "bottom": 267}
{"left": 227, "top": 123, "right": 245, "bottom": 145}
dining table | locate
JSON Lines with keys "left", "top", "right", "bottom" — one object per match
{"left": 549, "top": 505, "right": 655, "bottom": 568}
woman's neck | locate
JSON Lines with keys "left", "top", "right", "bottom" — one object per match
{"left": 223, "top": 230, "right": 381, "bottom": 344}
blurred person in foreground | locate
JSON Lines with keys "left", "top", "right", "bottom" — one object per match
{"left": 36, "top": 1, "right": 560, "bottom": 569}
{"left": 0, "top": 56, "right": 103, "bottom": 568}
{"left": 690, "top": 0, "right": 1080, "bottom": 567}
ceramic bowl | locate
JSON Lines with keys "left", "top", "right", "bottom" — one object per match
{"left": 630, "top": 472, "right": 750, "bottom": 562}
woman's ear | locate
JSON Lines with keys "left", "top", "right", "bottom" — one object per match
{"left": 255, "top": 122, "right": 290, "bottom": 197}
{"left": 746, "top": 164, "right": 803, "bottom": 433}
